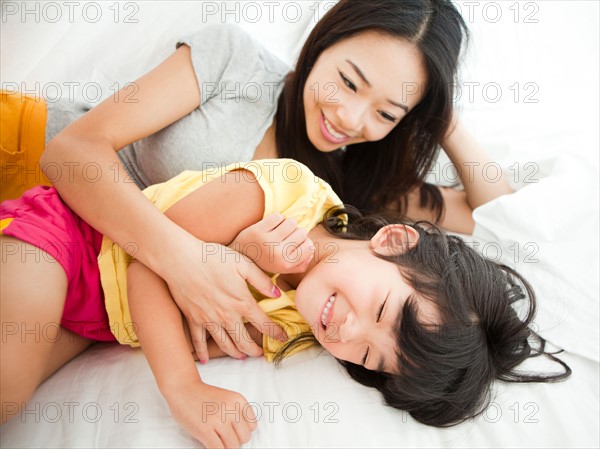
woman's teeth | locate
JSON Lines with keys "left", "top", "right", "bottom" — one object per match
{"left": 321, "top": 294, "right": 337, "bottom": 328}
{"left": 324, "top": 116, "right": 347, "bottom": 139}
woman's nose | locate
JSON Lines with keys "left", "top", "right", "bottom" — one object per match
{"left": 336, "top": 102, "right": 366, "bottom": 136}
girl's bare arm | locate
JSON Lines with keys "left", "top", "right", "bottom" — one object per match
{"left": 125, "top": 168, "right": 275, "bottom": 446}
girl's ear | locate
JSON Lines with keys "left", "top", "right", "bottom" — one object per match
{"left": 370, "top": 224, "right": 420, "bottom": 257}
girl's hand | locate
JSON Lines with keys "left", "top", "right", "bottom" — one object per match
{"left": 230, "top": 214, "right": 315, "bottom": 274}
{"left": 165, "top": 380, "right": 257, "bottom": 449}
{"left": 165, "top": 239, "right": 288, "bottom": 363}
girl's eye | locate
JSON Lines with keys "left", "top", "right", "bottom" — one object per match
{"left": 339, "top": 71, "right": 357, "bottom": 92}
{"left": 376, "top": 300, "right": 386, "bottom": 322}
{"left": 377, "top": 294, "right": 389, "bottom": 323}
{"left": 379, "top": 111, "right": 397, "bottom": 123}
{"left": 361, "top": 347, "right": 369, "bottom": 366}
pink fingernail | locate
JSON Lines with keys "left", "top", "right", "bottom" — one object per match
{"left": 272, "top": 286, "right": 281, "bottom": 297}
{"left": 199, "top": 360, "right": 207, "bottom": 364}
{"left": 239, "top": 355, "right": 247, "bottom": 360}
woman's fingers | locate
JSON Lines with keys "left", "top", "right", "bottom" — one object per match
{"left": 243, "top": 306, "right": 288, "bottom": 347}
{"left": 219, "top": 320, "right": 258, "bottom": 359}
{"left": 189, "top": 324, "right": 210, "bottom": 363}
{"left": 238, "top": 254, "right": 281, "bottom": 299}
{"left": 171, "top": 242, "right": 289, "bottom": 360}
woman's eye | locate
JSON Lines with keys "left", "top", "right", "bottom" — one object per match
{"left": 339, "top": 71, "right": 356, "bottom": 92}
{"left": 379, "top": 111, "right": 397, "bottom": 123}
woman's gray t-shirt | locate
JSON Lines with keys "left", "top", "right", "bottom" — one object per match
{"left": 45, "top": 24, "right": 291, "bottom": 188}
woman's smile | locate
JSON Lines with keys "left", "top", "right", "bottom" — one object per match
{"left": 320, "top": 111, "right": 351, "bottom": 144}
{"left": 302, "top": 30, "right": 427, "bottom": 153}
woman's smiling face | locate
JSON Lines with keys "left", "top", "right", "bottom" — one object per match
{"left": 302, "top": 30, "right": 428, "bottom": 152}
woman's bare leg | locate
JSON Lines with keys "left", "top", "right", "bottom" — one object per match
{"left": 1, "top": 235, "right": 93, "bottom": 422}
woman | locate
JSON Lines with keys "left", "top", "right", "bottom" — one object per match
{"left": 2, "top": 0, "right": 511, "bottom": 363}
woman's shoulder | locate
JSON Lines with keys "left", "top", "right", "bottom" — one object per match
{"left": 176, "top": 24, "right": 291, "bottom": 80}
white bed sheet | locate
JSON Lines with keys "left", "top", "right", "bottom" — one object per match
{"left": 1, "top": 1, "right": 598, "bottom": 447}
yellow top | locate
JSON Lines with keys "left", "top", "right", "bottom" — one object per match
{"left": 97, "top": 159, "right": 343, "bottom": 361}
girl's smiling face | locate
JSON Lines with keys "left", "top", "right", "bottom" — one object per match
{"left": 291, "top": 225, "right": 438, "bottom": 374}
{"left": 302, "top": 30, "right": 428, "bottom": 152}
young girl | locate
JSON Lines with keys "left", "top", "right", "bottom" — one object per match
{"left": 2, "top": 0, "right": 492, "bottom": 364}
{"left": 1, "top": 159, "right": 570, "bottom": 449}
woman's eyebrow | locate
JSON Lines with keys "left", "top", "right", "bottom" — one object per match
{"left": 345, "top": 59, "right": 409, "bottom": 113}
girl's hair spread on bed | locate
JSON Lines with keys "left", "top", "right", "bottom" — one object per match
{"left": 275, "top": 0, "right": 469, "bottom": 218}
{"left": 274, "top": 206, "right": 572, "bottom": 427}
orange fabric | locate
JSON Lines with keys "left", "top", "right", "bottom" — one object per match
{"left": 1, "top": 91, "right": 51, "bottom": 202}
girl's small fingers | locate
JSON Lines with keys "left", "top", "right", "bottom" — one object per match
{"left": 199, "top": 431, "right": 223, "bottom": 449}
{"left": 296, "top": 238, "right": 315, "bottom": 261}
{"left": 273, "top": 217, "right": 300, "bottom": 240}
{"left": 235, "top": 419, "right": 253, "bottom": 445}
{"left": 282, "top": 227, "right": 309, "bottom": 249}
{"left": 217, "top": 423, "right": 240, "bottom": 449}
{"left": 242, "top": 402, "right": 258, "bottom": 430}
{"left": 258, "top": 213, "right": 285, "bottom": 231}
{"left": 285, "top": 239, "right": 315, "bottom": 273}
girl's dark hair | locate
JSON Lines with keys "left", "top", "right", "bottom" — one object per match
{"left": 274, "top": 206, "right": 571, "bottom": 427}
{"left": 275, "top": 0, "right": 468, "bottom": 218}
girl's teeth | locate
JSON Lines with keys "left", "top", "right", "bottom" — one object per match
{"left": 321, "top": 294, "right": 337, "bottom": 327}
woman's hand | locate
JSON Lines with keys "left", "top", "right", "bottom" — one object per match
{"left": 164, "top": 239, "right": 288, "bottom": 363}
{"left": 165, "top": 380, "right": 257, "bottom": 449}
{"left": 230, "top": 214, "right": 315, "bottom": 274}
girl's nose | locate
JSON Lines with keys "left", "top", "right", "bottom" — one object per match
{"left": 338, "top": 313, "right": 360, "bottom": 344}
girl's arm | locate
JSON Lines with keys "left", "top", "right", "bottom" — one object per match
{"left": 126, "top": 168, "right": 273, "bottom": 448}
{"left": 127, "top": 259, "right": 256, "bottom": 448}
{"left": 40, "top": 45, "right": 286, "bottom": 362}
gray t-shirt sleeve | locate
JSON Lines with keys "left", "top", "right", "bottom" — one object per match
{"left": 177, "top": 24, "right": 286, "bottom": 106}
{"left": 117, "top": 24, "right": 290, "bottom": 187}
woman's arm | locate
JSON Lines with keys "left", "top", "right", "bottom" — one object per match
{"left": 40, "top": 45, "right": 286, "bottom": 361}
{"left": 403, "top": 116, "right": 513, "bottom": 234}
{"left": 442, "top": 117, "right": 513, "bottom": 209}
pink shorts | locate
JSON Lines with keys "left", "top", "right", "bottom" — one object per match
{"left": 0, "top": 186, "right": 116, "bottom": 342}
